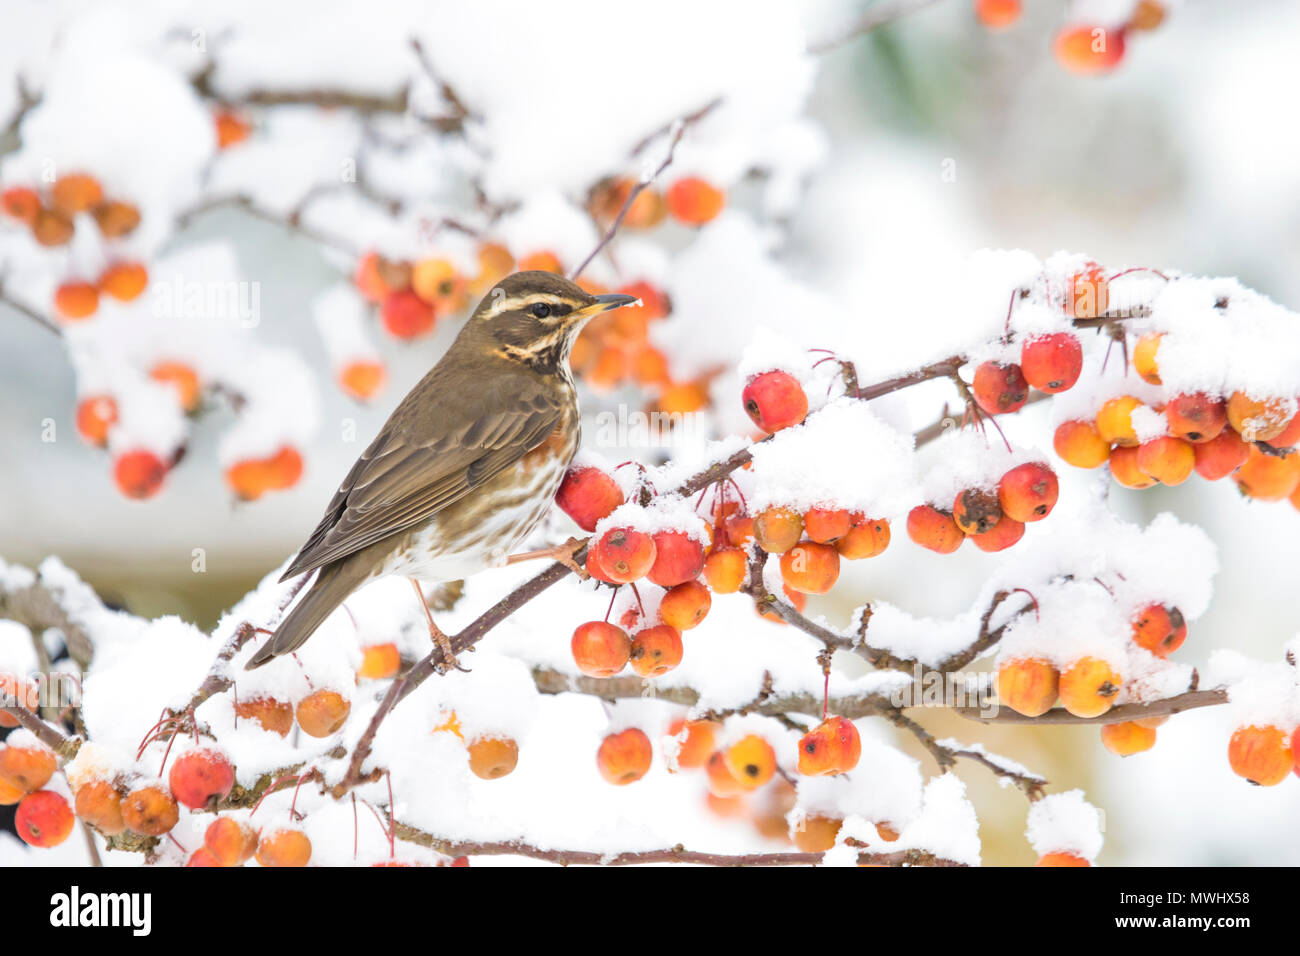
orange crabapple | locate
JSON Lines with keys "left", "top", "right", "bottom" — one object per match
{"left": 1101, "top": 721, "right": 1157, "bottom": 756}
{"left": 255, "top": 826, "right": 312, "bottom": 867}
{"left": 971, "top": 361, "right": 1029, "bottom": 415}
{"left": 797, "top": 716, "right": 861, "bottom": 776}
{"left": 906, "top": 505, "right": 964, "bottom": 553}
{"left": 974, "top": 0, "right": 1021, "bottom": 29}
{"left": 556, "top": 466, "right": 624, "bottom": 532}
{"left": 1233, "top": 447, "right": 1300, "bottom": 501}
{"left": 338, "top": 359, "right": 387, "bottom": 402}
{"left": 0, "top": 185, "right": 40, "bottom": 223}
{"left": 1131, "top": 333, "right": 1163, "bottom": 385}
{"left": 779, "top": 541, "right": 841, "bottom": 594}
{"left": 996, "top": 658, "right": 1059, "bottom": 717}
{"left": 214, "top": 108, "right": 252, "bottom": 148}
{"left": 647, "top": 531, "right": 706, "bottom": 588}
{"left": 1136, "top": 436, "right": 1195, "bottom": 486}
{"left": 617, "top": 280, "right": 670, "bottom": 321}
{"left": 591, "top": 177, "right": 667, "bottom": 229}
{"left": 234, "top": 695, "right": 294, "bottom": 737}
{"left": 121, "top": 783, "right": 179, "bottom": 836}
{"left": 1129, "top": 0, "right": 1166, "bottom": 31}
{"left": 468, "top": 735, "right": 519, "bottom": 779}
{"left": 187, "top": 848, "right": 222, "bottom": 867}
{"left": 98, "top": 262, "right": 148, "bottom": 302}
{"left": 354, "top": 251, "right": 393, "bottom": 304}
{"left": 659, "top": 580, "right": 711, "bottom": 631}
{"left": 1108, "top": 446, "right": 1156, "bottom": 490}
{"left": 54, "top": 281, "right": 99, "bottom": 320}
{"left": 835, "top": 515, "right": 890, "bottom": 559}
{"left": 1096, "top": 395, "right": 1143, "bottom": 446}
{"left": 1036, "top": 852, "right": 1090, "bottom": 867}
{"left": 953, "top": 488, "right": 1002, "bottom": 536}
{"left": 970, "top": 516, "right": 1024, "bottom": 552}
{"left": 1131, "top": 604, "right": 1187, "bottom": 657}
{"left": 1227, "top": 725, "right": 1293, "bottom": 787}
{"left": 92, "top": 200, "right": 140, "bottom": 239}
{"left": 75, "top": 396, "right": 118, "bottom": 447}
{"left": 1066, "top": 262, "right": 1110, "bottom": 319}
{"left": 0, "top": 776, "right": 23, "bottom": 806}
{"left": 665, "top": 176, "right": 725, "bottom": 225}
{"left": 469, "top": 242, "right": 515, "bottom": 296}
{"left": 592, "top": 527, "right": 657, "bottom": 583}
{"left": 32, "top": 207, "right": 74, "bottom": 246}
{"left": 113, "top": 450, "right": 167, "bottom": 500}
{"left": 0, "top": 673, "right": 38, "bottom": 727}
{"left": 149, "top": 361, "right": 201, "bottom": 412}
{"left": 1269, "top": 408, "right": 1300, "bottom": 449}
{"left": 1058, "top": 657, "right": 1122, "bottom": 719}
{"left": 1165, "top": 393, "right": 1227, "bottom": 443}
{"left": 1020, "top": 332, "right": 1083, "bottom": 393}
{"left": 1053, "top": 420, "right": 1111, "bottom": 469}
{"left": 724, "top": 513, "right": 756, "bottom": 547}
{"left": 585, "top": 548, "right": 619, "bottom": 584}
{"left": 666, "top": 719, "right": 718, "bottom": 771}
{"left": 1226, "top": 392, "right": 1293, "bottom": 442}
{"left": 706, "top": 749, "right": 746, "bottom": 797}
{"left": 571, "top": 621, "right": 632, "bottom": 677}
{"left": 742, "top": 370, "right": 808, "bottom": 432}
{"left": 997, "top": 462, "right": 1059, "bottom": 522}
{"left": 597, "top": 728, "right": 653, "bottom": 785}
{"left": 50, "top": 173, "right": 103, "bottom": 216}
{"left": 295, "top": 689, "right": 351, "bottom": 738}
{"left": 706, "top": 791, "right": 748, "bottom": 819}
{"left": 629, "top": 625, "right": 684, "bottom": 677}
{"left": 1192, "top": 428, "right": 1251, "bottom": 481}
{"left": 15, "top": 791, "right": 75, "bottom": 848}
{"left": 724, "top": 735, "right": 777, "bottom": 790}
{"left": 358, "top": 642, "right": 401, "bottom": 680}
{"left": 803, "top": 507, "right": 851, "bottom": 544}
{"left": 703, "top": 547, "right": 747, "bottom": 593}
{"left": 0, "top": 738, "right": 57, "bottom": 791}
{"left": 792, "top": 814, "right": 842, "bottom": 853}
{"left": 204, "top": 817, "right": 259, "bottom": 866}
{"left": 411, "top": 257, "right": 467, "bottom": 312}
{"left": 753, "top": 506, "right": 804, "bottom": 554}
{"left": 167, "top": 747, "right": 235, "bottom": 810}
{"left": 516, "top": 250, "right": 563, "bottom": 274}
{"left": 1053, "top": 25, "right": 1126, "bottom": 75}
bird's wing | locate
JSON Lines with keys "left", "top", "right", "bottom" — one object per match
{"left": 280, "top": 380, "right": 563, "bottom": 580}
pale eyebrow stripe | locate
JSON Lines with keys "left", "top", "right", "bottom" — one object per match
{"left": 483, "top": 293, "right": 572, "bottom": 317}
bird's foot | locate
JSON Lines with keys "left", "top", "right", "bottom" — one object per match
{"left": 410, "top": 578, "right": 470, "bottom": 674}
{"left": 505, "top": 536, "right": 589, "bottom": 579}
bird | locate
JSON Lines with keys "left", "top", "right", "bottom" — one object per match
{"left": 245, "top": 271, "right": 638, "bottom": 671}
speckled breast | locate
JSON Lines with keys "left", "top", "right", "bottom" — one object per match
{"left": 382, "top": 400, "right": 580, "bottom": 582}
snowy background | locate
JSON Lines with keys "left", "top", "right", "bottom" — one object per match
{"left": 2, "top": 0, "right": 1300, "bottom": 866}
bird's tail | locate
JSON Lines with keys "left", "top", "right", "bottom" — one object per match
{"left": 245, "top": 564, "right": 361, "bottom": 670}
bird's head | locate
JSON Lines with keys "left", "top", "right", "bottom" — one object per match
{"left": 465, "top": 271, "right": 637, "bottom": 371}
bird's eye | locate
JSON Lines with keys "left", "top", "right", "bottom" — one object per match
{"left": 530, "top": 303, "right": 552, "bottom": 319}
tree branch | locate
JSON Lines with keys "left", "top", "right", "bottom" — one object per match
{"left": 391, "top": 821, "right": 966, "bottom": 866}
{"left": 954, "top": 687, "right": 1229, "bottom": 726}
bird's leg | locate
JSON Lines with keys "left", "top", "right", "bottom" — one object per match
{"left": 505, "top": 536, "right": 589, "bottom": 578}
{"left": 409, "top": 579, "right": 468, "bottom": 674}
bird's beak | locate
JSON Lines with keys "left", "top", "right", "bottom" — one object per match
{"left": 579, "top": 292, "right": 639, "bottom": 315}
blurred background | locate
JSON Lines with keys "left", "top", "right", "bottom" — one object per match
{"left": 3, "top": 0, "right": 1299, "bottom": 864}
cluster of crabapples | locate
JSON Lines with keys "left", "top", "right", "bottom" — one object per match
{"left": 997, "top": 601, "right": 1188, "bottom": 757}
{"left": 1, "top": 172, "right": 148, "bottom": 322}
{"left": 1054, "top": 340, "right": 1300, "bottom": 512}
{"left": 973, "top": 0, "right": 1168, "bottom": 76}
{"left": 79, "top": 386, "right": 305, "bottom": 504}
{"left": 0, "top": 730, "right": 312, "bottom": 866}
{"left": 548, "top": 368, "right": 892, "bottom": 791}
{"left": 560, "top": 367, "right": 891, "bottom": 685}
